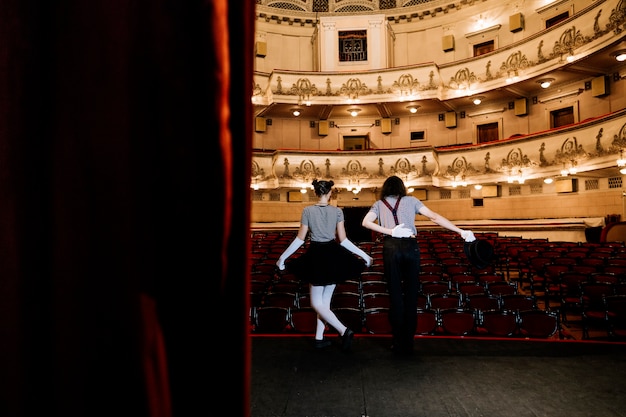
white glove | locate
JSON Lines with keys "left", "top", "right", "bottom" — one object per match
{"left": 340, "top": 239, "right": 373, "bottom": 267}
{"left": 391, "top": 223, "right": 413, "bottom": 238}
{"left": 461, "top": 230, "right": 476, "bottom": 242}
{"left": 276, "top": 237, "right": 305, "bottom": 270}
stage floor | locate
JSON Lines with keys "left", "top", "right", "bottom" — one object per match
{"left": 251, "top": 336, "right": 626, "bottom": 417}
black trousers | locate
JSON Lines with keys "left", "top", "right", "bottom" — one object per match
{"left": 382, "top": 237, "right": 420, "bottom": 351}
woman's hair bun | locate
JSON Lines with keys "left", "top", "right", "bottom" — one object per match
{"left": 312, "top": 179, "right": 334, "bottom": 195}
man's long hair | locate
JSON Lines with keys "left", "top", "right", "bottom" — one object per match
{"left": 379, "top": 175, "right": 407, "bottom": 199}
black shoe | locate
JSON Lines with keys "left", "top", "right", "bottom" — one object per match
{"left": 341, "top": 329, "right": 354, "bottom": 352}
{"left": 314, "top": 339, "right": 332, "bottom": 349}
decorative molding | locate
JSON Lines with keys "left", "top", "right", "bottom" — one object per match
{"left": 536, "top": 0, "right": 572, "bottom": 15}
{"left": 465, "top": 24, "right": 502, "bottom": 39}
{"left": 538, "top": 88, "right": 583, "bottom": 103}
{"left": 467, "top": 107, "right": 506, "bottom": 118}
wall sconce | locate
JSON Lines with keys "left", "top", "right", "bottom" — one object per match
{"left": 617, "top": 150, "right": 626, "bottom": 174}
{"left": 543, "top": 178, "right": 554, "bottom": 184}
{"left": 347, "top": 108, "right": 361, "bottom": 117}
{"left": 451, "top": 176, "right": 467, "bottom": 187}
{"left": 346, "top": 179, "right": 361, "bottom": 194}
{"left": 471, "top": 96, "right": 485, "bottom": 105}
{"left": 474, "top": 184, "right": 482, "bottom": 190}
{"left": 507, "top": 169, "right": 525, "bottom": 183}
{"left": 560, "top": 160, "right": 578, "bottom": 176}
{"left": 537, "top": 78, "right": 555, "bottom": 88}
{"left": 300, "top": 187, "right": 307, "bottom": 194}
{"left": 612, "top": 50, "right": 626, "bottom": 62}
{"left": 292, "top": 108, "right": 301, "bottom": 117}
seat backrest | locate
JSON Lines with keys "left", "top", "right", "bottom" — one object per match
{"left": 362, "top": 292, "right": 391, "bottom": 309}
{"left": 419, "top": 264, "right": 445, "bottom": 275}
{"left": 429, "top": 293, "right": 462, "bottom": 310}
{"left": 361, "top": 280, "right": 388, "bottom": 294}
{"left": 518, "top": 309, "right": 559, "bottom": 338}
{"left": 253, "top": 306, "right": 291, "bottom": 334}
{"left": 590, "top": 272, "right": 620, "bottom": 284}
{"left": 262, "top": 291, "right": 298, "bottom": 308}
{"left": 335, "top": 279, "right": 361, "bottom": 294}
{"left": 602, "top": 265, "right": 626, "bottom": 277}
{"left": 605, "top": 295, "right": 626, "bottom": 319}
{"left": 420, "top": 280, "right": 452, "bottom": 296}
{"left": 475, "top": 272, "right": 506, "bottom": 285}
{"left": 456, "top": 282, "right": 485, "bottom": 298}
{"left": 485, "top": 281, "right": 517, "bottom": 296}
{"left": 360, "top": 271, "right": 386, "bottom": 282}
{"left": 449, "top": 272, "right": 475, "bottom": 284}
{"left": 604, "top": 294, "right": 626, "bottom": 337}
{"left": 438, "top": 308, "right": 476, "bottom": 336}
{"left": 571, "top": 264, "right": 600, "bottom": 275}
{"left": 331, "top": 292, "right": 362, "bottom": 309}
{"left": 500, "top": 294, "right": 536, "bottom": 312}
{"left": 558, "top": 271, "right": 588, "bottom": 296}
{"left": 465, "top": 293, "right": 500, "bottom": 312}
{"left": 581, "top": 282, "right": 615, "bottom": 309}
{"left": 416, "top": 309, "right": 439, "bottom": 335}
{"left": 364, "top": 307, "right": 392, "bottom": 334}
{"left": 479, "top": 309, "right": 518, "bottom": 337}
{"left": 290, "top": 307, "right": 318, "bottom": 333}
{"left": 542, "top": 262, "right": 571, "bottom": 278}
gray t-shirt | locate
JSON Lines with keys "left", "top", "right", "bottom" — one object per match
{"left": 301, "top": 204, "right": 344, "bottom": 242}
{"left": 367, "top": 196, "right": 424, "bottom": 235}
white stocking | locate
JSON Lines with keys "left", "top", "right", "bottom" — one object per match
{"left": 310, "top": 284, "right": 347, "bottom": 340}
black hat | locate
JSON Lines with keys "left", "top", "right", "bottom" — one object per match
{"left": 463, "top": 239, "right": 494, "bottom": 269}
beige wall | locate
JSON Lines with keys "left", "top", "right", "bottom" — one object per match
{"left": 251, "top": 184, "right": 624, "bottom": 223}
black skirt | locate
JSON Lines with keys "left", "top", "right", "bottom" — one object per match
{"left": 286, "top": 240, "right": 366, "bottom": 286}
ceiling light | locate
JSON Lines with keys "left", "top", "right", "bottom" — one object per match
{"left": 612, "top": 50, "right": 626, "bottom": 62}
{"left": 406, "top": 105, "right": 420, "bottom": 114}
{"left": 472, "top": 96, "right": 485, "bottom": 105}
{"left": 617, "top": 150, "right": 626, "bottom": 171}
{"left": 292, "top": 108, "right": 301, "bottom": 117}
{"left": 537, "top": 78, "right": 555, "bottom": 88}
{"left": 348, "top": 108, "right": 361, "bottom": 117}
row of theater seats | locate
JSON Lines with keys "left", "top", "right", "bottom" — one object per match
{"left": 491, "top": 236, "right": 626, "bottom": 340}
{"left": 250, "top": 303, "right": 564, "bottom": 339}
{"left": 249, "top": 230, "right": 626, "bottom": 340}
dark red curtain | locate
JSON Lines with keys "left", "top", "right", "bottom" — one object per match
{"left": 0, "top": 1, "right": 253, "bottom": 416}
